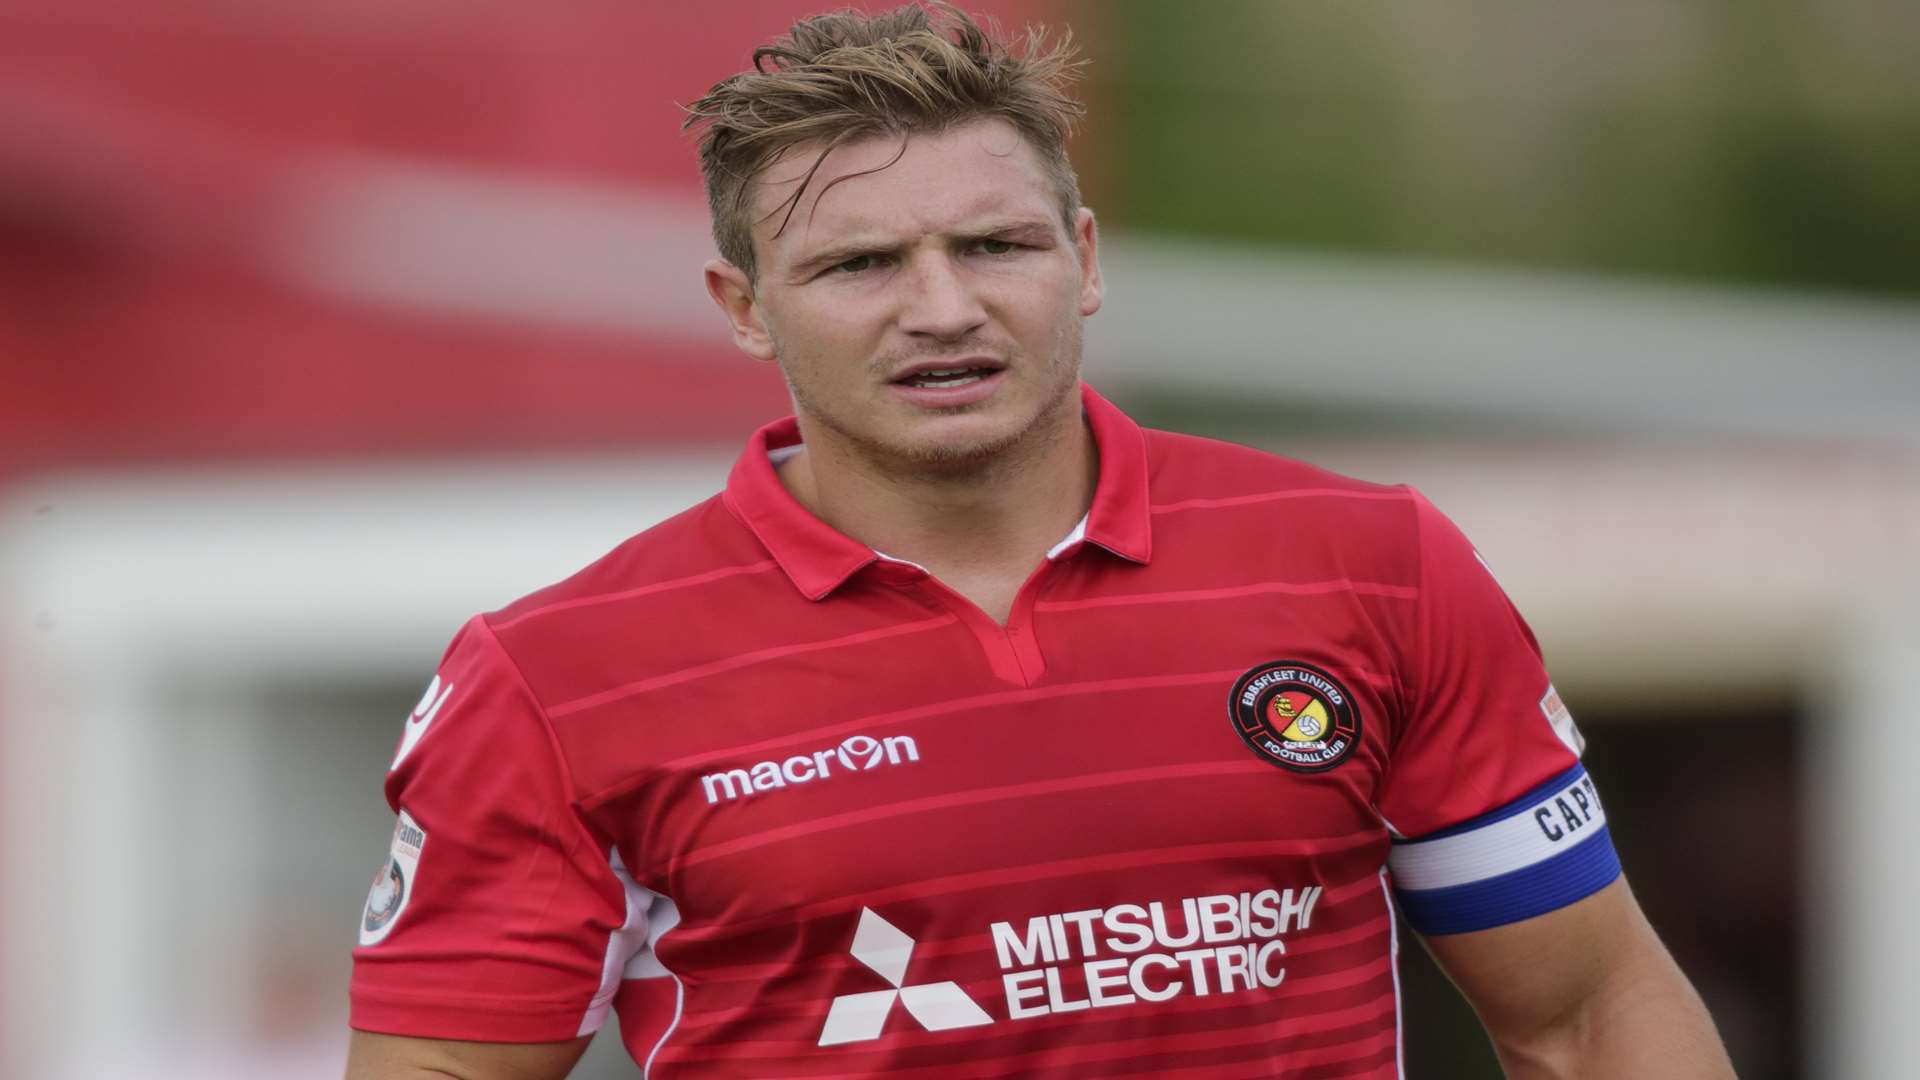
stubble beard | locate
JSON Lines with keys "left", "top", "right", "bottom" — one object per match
{"left": 778, "top": 316, "right": 1085, "bottom": 484}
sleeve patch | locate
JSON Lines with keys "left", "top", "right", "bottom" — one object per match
{"left": 1539, "top": 683, "right": 1586, "bottom": 756}
{"left": 1388, "top": 763, "right": 1621, "bottom": 935}
{"left": 360, "top": 809, "right": 428, "bottom": 947}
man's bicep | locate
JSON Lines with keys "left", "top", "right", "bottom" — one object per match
{"left": 1420, "top": 876, "right": 1658, "bottom": 1041}
{"left": 345, "top": 1030, "right": 591, "bottom": 1080}
{"left": 1421, "top": 876, "right": 1736, "bottom": 1078}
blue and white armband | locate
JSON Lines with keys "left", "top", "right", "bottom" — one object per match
{"left": 1387, "top": 763, "right": 1622, "bottom": 935}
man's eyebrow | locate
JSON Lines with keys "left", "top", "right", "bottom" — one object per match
{"left": 967, "top": 217, "right": 1059, "bottom": 239}
{"left": 789, "top": 218, "right": 1062, "bottom": 273}
{"left": 790, "top": 239, "right": 900, "bottom": 274}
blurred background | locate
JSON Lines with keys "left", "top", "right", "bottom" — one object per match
{"left": 2, "top": 1, "right": 1916, "bottom": 1077}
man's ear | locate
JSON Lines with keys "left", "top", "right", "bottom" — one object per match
{"left": 1073, "top": 207, "right": 1104, "bottom": 318}
{"left": 704, "top": 260, "right": 777, "bottom": 362}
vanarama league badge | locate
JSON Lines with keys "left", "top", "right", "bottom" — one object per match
{"left": 364, "top": 860, "right": 405, "bottom": 935}
{"left": 360, "top": 809, "right": 427, "bottom": 946}
{"left": 1229, "top": 661, "right": 1362, "bottom": 773}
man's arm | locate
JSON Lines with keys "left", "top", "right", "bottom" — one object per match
{"left": 348, "top": 619, "right": 647, "bottom": 1077}
{"left": 1422, "top": 876, "right": 1734, "bottom": 1079}
{"left": 344, "top": 1031, "right": 591, "bottom": 1080}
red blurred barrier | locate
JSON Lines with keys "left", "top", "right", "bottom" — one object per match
{"left": 0, "top": 1, "right": 1060, "bottom": 475}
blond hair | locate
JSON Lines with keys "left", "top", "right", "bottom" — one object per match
{"left": 683, "top": 3, "right": 1087, "bottom": 280}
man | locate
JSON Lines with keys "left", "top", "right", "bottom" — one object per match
{"left": 347, "top": 6, "right": 1735, "bottom": 1078}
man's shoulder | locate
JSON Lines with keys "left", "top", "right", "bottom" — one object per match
{"left": 1141, "top": 425, "right": 1413, "bottom": 509}
{"left": 480, "top": 492, "right": 769, "bottom": 645}
{"left": 1136, "top": 425, "right": 1427, "bottom": 571}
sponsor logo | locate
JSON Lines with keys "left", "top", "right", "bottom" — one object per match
{"left": 990, "top": 887, "right": 1321, "bottom": 1019}
{"left": 701, "top": 734, "right": 919, "bottom": 805}
{"left": 359, "top": 809, "right": 427, "bottom": 946}
{"left": 818, "top": 908, "right": 992, "bottom": 1046}
{"left": 816, "top": 887, "right": 1325, "bottom": 1047}
{"left": 1228, "top": 661, "right": 1361, "bottom": 773}
{"left": 391, "top": 675, "right": 455, "bottom": 771}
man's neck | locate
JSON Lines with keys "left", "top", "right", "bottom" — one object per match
{"left": 777, "top": 406, "right": 1098, "bottom": 610}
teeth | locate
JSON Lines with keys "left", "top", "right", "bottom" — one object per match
{"left": 905, "top": 366, "right": 989, "bottom": 389}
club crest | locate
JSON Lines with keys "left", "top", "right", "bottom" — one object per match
{"left": 1228, "top": 661, "right": 1362, "bottom": 773}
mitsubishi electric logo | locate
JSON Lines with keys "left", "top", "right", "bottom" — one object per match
{"left": 814, "top": 887, "right": 1329, "bottom": 1048}
{"left": 817, "top": 908, "right": 992, "bottom": 1046}
{"left": 702, "top": 734, "right": 919, "bottom": 805}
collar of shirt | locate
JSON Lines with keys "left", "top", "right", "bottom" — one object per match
{"left": 723, "top": 382, "right": 1153, "bottom": 601}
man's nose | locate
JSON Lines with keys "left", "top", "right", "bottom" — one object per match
{"left": 897, "top": 254, "right": 988, "bottom": 340}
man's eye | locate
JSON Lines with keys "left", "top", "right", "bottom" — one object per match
{"left": 834, "top": 255, "right": 876, "bottom": 274}
{"left": 976, "top": 238, "right": 1016, "bottom": 255}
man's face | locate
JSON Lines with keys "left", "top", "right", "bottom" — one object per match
{"left": 707, "top": 118, "right": 1103, "bottom": 472}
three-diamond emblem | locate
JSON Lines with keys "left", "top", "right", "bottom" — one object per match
{"left": 817, "top": 908, "right": 993, "bottom": 1046}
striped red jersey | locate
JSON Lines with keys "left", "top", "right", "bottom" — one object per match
{"left": 350, "top": 384, "right": 1618, "bottom": 1078}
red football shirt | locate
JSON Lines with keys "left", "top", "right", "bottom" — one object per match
{"left": 351, "top": 384, "right": 1617, "bottom": 1077}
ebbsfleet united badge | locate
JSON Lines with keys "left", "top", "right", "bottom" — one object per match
{"left": 1229, "top": 661, "right": 1362, "bottom": 773}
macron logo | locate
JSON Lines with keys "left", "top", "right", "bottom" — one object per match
{"left": 390, "top": 676, "right": 455, "bottom": 771}
{"left": 701, "top": 734, "right": 919, "bottom": 806}
{"left": 818, "top": 908, "right": 992, "bottom": 1046}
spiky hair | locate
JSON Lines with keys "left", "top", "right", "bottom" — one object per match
{"left": 683, "top": 3, "right": 1087, "bottom": 280}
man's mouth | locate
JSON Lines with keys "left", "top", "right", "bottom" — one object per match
{"left": 891, "top": 360, "right": 1006, "bottom": 390}
{"left": 897, "top": 366, "right": 993, "bottom": 389}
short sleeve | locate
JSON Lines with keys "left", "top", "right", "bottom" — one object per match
{"left": 349, "top": 615, "right": 651, "bottom": 1042}
{"left": 1377, "top": 491, "right": 1620, "bottom": 936}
